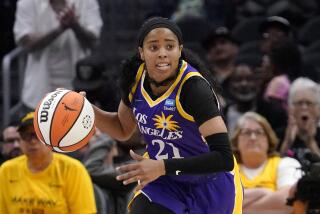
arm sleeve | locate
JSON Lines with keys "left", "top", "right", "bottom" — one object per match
{"left": 13, "top": 0, "right": 35, "bottom": 43}
{"left": 277, "top": 157, "right": 302, "bottom": 189}
{"left": 179, "top": 76, "right": 221, "bottom": 126}
{"left": 164, "top": 133, "right": 234, "bottom": 175}
{"left": 78, "top": 0, "right": 103, "bottom": 37}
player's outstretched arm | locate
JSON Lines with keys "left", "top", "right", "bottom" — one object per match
{"left": 93, "top": 100, "right": 137, "bottom": 141}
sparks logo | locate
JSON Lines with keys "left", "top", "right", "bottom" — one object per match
{"left": 153, "top": 112, "right": 180, "bottom": 132}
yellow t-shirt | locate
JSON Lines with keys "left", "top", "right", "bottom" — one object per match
{"left": 239, "top": 156, "right": 281, "bottom": 191}
{"left": 0, "top": 153, "right": 96, "bottom": 214}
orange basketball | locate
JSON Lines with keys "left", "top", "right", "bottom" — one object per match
{"left": 34, "top": 89, "right": 95, "bottom": 152}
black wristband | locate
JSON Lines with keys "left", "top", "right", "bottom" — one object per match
{"left": 164, "top": 132, "right": 233, "bottom": 175}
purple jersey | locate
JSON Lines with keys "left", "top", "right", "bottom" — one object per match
{"left": 130, "top": 61, "right": 212, "bottom": 180}
{"left": 128, "top": 61, "right": 243, "bottom": 213}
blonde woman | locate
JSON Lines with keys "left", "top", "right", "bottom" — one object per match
{"left": 231, "top": 112, "right": 301, "bottom": 213}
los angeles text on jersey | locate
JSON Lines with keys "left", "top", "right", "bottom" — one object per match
{"left": 137, "top": 123, "right": 183, "bottom": 140}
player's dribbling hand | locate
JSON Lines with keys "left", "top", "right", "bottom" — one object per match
{"left": 116, "top": 150, "right": 166, "bottom": 192}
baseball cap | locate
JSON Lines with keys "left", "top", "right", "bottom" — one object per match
{"left": 260, "top": 16, "right": 291, "bottom": 35}
{"left": 202, "top": 26, "right": 236, "bottom": 50}
{"left": 17, "top": 112, "right": 35, "bottom": 132}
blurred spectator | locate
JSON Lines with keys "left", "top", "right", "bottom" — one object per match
{"left": 258, "top": 16, "right": 292, "bottom": 92}
{"left": 266, "top": 0, "right": 318, "bottom": 30}
{"left": 224, "top": 57, "right": 261, "bottom": 134}
{"left": 0, "top": 125, "right": 22, "bottom": 165}
{"left": 202, "top": 26, "right": 238, "bottom": 104}
{"left": 224, "top": 54, "right": 289, "bottom": 137}
{"left": 84, "top": 129, "right": 144, "bottom": 214}
{"left": 13, "top": 0, "right": 102, "bottom": 111}
{"left": 264, "top": 38, "right": 302, "bottom": 110}
{"left": 257, "top": 38, "right": 301, "bottom": 138}
{"left": 0, "top": 112, "right": 96, "bottom": 213}
{"left": 231, "top": 112, "right": 301, "bottom": 213}
{"left": 171, "top": 0, "right": 205, "bottom": 22}
{"left": 73, "top": 55, "right": 120, "bottom": 112}
{"left": 259, "top": 16, "right": 291, "bottom": 54}
{"left": 170, "top": 0, "right": 236, "bottom": 28}
{"left": 280, "top": 78, "right": 320, "bottom": 164}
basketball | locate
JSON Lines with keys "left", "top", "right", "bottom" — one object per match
{"left": 34, "top": 89, "right": 95, "bottom": 152}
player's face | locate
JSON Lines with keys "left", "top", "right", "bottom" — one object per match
{"left": 139, "top": 28, "right": 183, "bottom": 83}
{"left": 237, "top": 119, "right": 269, "bottom": 159}
{"left": 19, "top": 125, "right": 51, "bottom": 157}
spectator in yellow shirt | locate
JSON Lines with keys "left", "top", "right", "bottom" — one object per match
{"left": 231, "top": 112, "right": 302, "bottom": 214}
{"left": 0, "top": 112, "right": 96, "bottom": 214}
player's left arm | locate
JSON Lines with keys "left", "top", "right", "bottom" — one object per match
{"left": 163, "top": 77, "right": 234, "bottom": 175}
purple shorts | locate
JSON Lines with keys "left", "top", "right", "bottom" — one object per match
{"left": 139, "top": 172, "right": 238, "bottom": 214}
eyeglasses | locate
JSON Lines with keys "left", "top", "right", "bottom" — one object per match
{"left": 20, "top": 132, "right": 38, "bottom": 141}
{"left": 240, "top": 129, "right": 266, "bottom": 138}
{"left": 293, "top": 100, "right": 317, "bottom": 108}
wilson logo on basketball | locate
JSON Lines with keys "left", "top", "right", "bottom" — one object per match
{"left": 40, "top": 90, "right": 63, "bottom": 123}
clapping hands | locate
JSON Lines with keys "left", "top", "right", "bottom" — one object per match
{"left": 57, "top": 4, "right": 78, "bottom": 29}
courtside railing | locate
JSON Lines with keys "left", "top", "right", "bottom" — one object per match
{"left": 2, "top": 46, "right": 27, "bottom": 128}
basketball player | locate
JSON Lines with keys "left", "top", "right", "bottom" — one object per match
{"left": 89, "top": 17, "right": 243, "bottom": 214}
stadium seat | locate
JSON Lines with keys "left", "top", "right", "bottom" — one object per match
{"left": 302, "top": 53, "right": 320, "bottom": 82}
{"left": 235, "top": 53, "right": 263, "bottom": 68}
{"left": 303, "top": 40, "right": 320, "bottom": 55}
{"left": 231, "top": 17, "right": 265, "bottom": 44}
{"left": 298, "top": 16, "right": 320, "bottom": 45}
{"left": 176, "top": 15, "right": 212, "bottom": 43}
{"left": 238, "top": 40, "right": 262, "bottom": 56}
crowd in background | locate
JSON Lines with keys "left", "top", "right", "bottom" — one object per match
{"left": 1, "top": 0, "right": 320, "bottom": 213}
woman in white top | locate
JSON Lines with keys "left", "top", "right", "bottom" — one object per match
{"left": 231, "top": 112, "right": 302, "bottom": 214}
